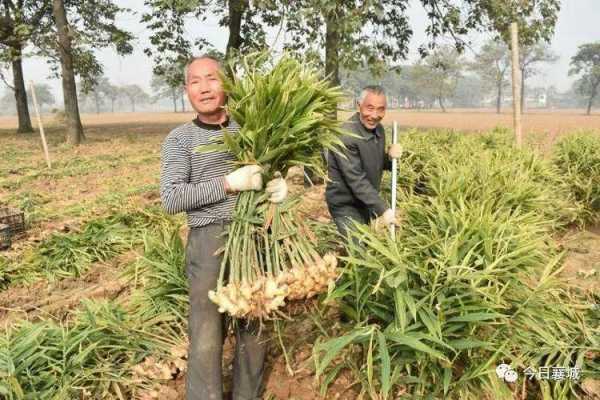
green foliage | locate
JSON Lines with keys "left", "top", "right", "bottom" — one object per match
{"left": 1, "top": 207, "right": 173, "bottom": 287}
{"left": 569, "top": 42, "right": 600, "bottom": 114}
{"left": 41, "top": 1, "right": 134, "bottom": 89}
{"left": 142, "top": 0, "right": 280, "bottom": 88}
{"left": 314, "top": 130, "right": 598, "bottom": 399}
{"left": 284, "top": 0, "right": 412, "bottom": 78}
{"left": 1, "top": 1, "right": 134, "bottom": 90}
{"left": 443, "top": 0, "right": 561, "bottom": 48}
{"left": 553, "top": 134, "right": 600, "bottom": 224}
{"left": 0, "top": 300, "right": 179, "bottom": 399}
{"left": 409, "top": 45, "right": 462, "bottom": 111}
{"left": 126, "top": 225, "right": 189, "bottom": 327}
{"left": 207, "top": 52, "right": 347, "bottom": 179}
{"left": 0, "top": 2, "right": 49, "bottom": 52}
{"left": 388, "top": 131, "right": 582, "bottom": 228}
{"left": 470, "top": 40, "right": 510, "bottom": 111}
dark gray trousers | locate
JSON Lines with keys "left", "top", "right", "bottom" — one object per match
{"left": 327, "top": 203, "right": 372, "bottom": 240}
{"left": 186, "top": 223, "right": 266, "bottom": 400}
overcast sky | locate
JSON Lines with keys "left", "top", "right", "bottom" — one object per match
{"left": 9, "top": 0, "right": 600, "bottom": 102}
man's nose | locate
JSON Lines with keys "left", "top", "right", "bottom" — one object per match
{"left": 198, "top": 80, "right": 210, "bottom": 93}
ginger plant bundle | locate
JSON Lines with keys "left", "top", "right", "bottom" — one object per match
{"left": 198, "top": 53, "right": 347, "bottom": 319}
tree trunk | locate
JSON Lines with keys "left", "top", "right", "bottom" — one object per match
{"left": 325, "top": 6, "right": 340, "bottom": 118}
{"left": 130, "top": 99, "right": 135, "bottom": 112}
{"left": 11, "top": 43, "right": 34, "bottom": 133}
{"left": 94, "top": 93, "right": 100, "bottom": 114}
{"left": 587, "top": 83, "right": 598, "bottom": 116}
{"left": 111, "top": 99, "right": 115, "bottom": 112}
{"left": 496, "top": 81, "right": 502, "bottom": 114}
{"left": 225, "top": 0, "right": 245, "bottom": 59}
{"left": 171, "top": 88, "right": 177, "bottom": 112}
{"left": 181, "top": 92, "right": 185, "bottom": 112}
{"left": 438, "top": 96, "right": 446, "bottom": 112}
{"left": 302, "top": 4, "right": 340, "bottom": 187}
{"left": 53, "top": 0, "right": 84, "bottom": 145}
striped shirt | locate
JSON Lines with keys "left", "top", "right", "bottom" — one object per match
{"left": 160, "top": 117, "right": 240, "bottom": 228}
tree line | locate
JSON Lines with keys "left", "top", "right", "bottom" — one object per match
{"left": 0, "top": 80, "right": 157, "bottom": 114}
{"left": 343, "top": 40, "right": 567, "bottom": 114}
{"left": 1, "top": 0, "right": 599, "bottom": 146}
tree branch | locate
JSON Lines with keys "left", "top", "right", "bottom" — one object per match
{"left": 0, "top": 65, "right": 15, "bottom": 90}
{"left": 4, "top": 0, "right": 16, "bottom": 14}
{"left": 30, "top": 0, "right": 52, "bottom": 27}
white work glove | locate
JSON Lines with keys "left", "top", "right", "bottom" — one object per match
{"left": 388, "top": 144, "right": 403, "bottom": 159}
{"left": 265, "top": 173, "right": 288, "bottom": 203}
{"left": 381, "top": 208, "right": 398, "bottom": 226}
{"left": 225, "top": 165, "right": 263, "bottom": 192}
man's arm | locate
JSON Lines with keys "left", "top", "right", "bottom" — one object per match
{"left": 334, "top": 139, "right": 388, "bottom": 216}
{"left": 159, "top": 135, "right": 228, "bottom": 214}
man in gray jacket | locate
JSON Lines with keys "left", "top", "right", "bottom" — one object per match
{"left": 326, "top": 85, "right": 401, "bottom": 238}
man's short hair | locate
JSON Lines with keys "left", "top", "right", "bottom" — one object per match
{"left": 358, "top": 85, "right": 386, "bottom": 103}
{"left": 184, "top": 54, "right": 223, "bottom": 84}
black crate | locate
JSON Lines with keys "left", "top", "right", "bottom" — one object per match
{"left": 0, "top": 223, "right": 10, "bottom": 251}
{"left": 0, "top": 207, "right": 25, "bottom": 235}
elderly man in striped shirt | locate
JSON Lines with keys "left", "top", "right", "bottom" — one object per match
{"left": 160, "top": 55, "right": 287, "bottom": 400}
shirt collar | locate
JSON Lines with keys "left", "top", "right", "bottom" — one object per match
{"left": 193, "top": 116, "right": 230, "bottom": 131}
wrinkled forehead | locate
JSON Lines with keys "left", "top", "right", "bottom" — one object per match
{"left": 360, "top": 92, "right": 387, "bottom": 107}
{"left": 187, "top": 58, "right": 221, "bottom": 79}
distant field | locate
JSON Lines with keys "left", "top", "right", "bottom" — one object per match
{"left": 1, "top": 108, "right": 599, "bottom": 134}
{"left": 346, "top": 108, "right": 600, "bottom": 134}
{"left": 0, "top": 112, "right": 194, "bottom": 130}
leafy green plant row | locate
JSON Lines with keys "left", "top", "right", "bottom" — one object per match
{"left": 0, "top": 205, "right": 174, "bottom": 288}
{"left": 315, "top": 130, "right": 600, "bottom": 399}
{"left": 1, "top": 225, "right": 189, "bottom": 399}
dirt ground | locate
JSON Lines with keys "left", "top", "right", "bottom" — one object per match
{"left": 0, "top": 113, "right": 598, "bottom": 399}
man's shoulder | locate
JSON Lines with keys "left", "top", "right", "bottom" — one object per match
{"left": 342, "top": 117, "right": 358, "bottom": 131}
{"left": 163, "top": 121, "right": 213, "bottom": 151}
{"left": 340, "top": 119, "right": 366, "bottom": 146}
{"left": 165, "top": 121, "right": 198, "bottom": 142}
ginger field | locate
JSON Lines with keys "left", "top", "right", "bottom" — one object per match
{"left": 0, "top": 112, "right": 598, "bottom": 399}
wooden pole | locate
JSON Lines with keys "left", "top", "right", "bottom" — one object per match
{"left": 390, "top": 121, "right": 398, "bottom": 240}
{"left": 29, "top": 81, "right": 52, "bottom": 168}
{"left": 510, "top": 22, "right": 523, "bottom": 148}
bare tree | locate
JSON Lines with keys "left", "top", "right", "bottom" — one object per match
{"left": 519, "top": 43, "right": 558, "bottom": 112}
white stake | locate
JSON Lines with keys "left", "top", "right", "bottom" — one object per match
{"left": 391, "top": 121, "right": 398, "bottom": 239}
{"left": 510, "top": 22, "right": 523, "bottom": 148}
{"left": 29, "top": 81, "right": 52, "bottom": 169}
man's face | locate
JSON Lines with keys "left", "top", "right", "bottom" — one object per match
{"left": 358, "top": 92, "right": 386, "bottom": 130}
{"left": 185, "top": 58, "right": 226, "bottom": 116}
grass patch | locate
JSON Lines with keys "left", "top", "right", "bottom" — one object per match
{"left": 0, "top": 206, "right": 174, "bottom": 287}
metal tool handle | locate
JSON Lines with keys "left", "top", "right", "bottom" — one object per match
{"left": 391, "top": 121, "right": 398, "bottom": 239}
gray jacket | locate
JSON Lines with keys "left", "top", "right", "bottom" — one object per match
{"left": 325, "top": 113, "right": 391, "bottom": 216}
